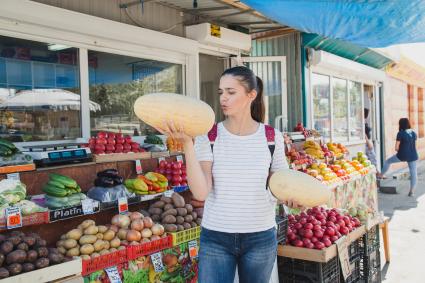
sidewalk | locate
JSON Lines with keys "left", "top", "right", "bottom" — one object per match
{"left": 378, "top": 160, "right": 425, "bottom": 282}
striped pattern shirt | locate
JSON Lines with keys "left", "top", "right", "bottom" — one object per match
{"left": 194, "top": 122, "right": 288, "bottom": 233}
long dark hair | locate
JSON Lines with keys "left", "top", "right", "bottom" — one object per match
{"left": 399, "top": 118, "right": 411, "bottom": 131}
{"left": 221, "top": 66, "right": 265, "bottom": 123}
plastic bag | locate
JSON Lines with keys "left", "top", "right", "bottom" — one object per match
{"left": 87, "top": 184, "right": 135, "bottom": 203}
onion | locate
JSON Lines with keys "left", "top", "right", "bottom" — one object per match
{"left": 142, "top": 238, "right": 150, "bottom": 243}
{"left": 126, "top": 230, "right": 142, "bottom": 242}
{"left": 150, "top": 235, "right": 161, "bottom": 241}
{"left": 109, "top": 225, "right": 119, "bottom": 233}
{"left": 143, "top": 217, "right": 153, "bottom": 229}
{"left": 130, "top": 241, "right": 139, "bottom": 245}
{"left": 117, "top": 228, "right": 128, "bottom": 240}
{"left": 129, "top": 212, "right": 144, "bottom": 221}
{"left": 130, "top": 219, "right": 144, "bottom": 232}
{"left": 141, "top": 228, "right": 153, "bottom": 238}
{"left": 151, "top": 224, "right": 165, "bottom": 236}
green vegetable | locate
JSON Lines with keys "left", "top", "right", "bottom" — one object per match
{"left": 144, "top": 134, "right": 163, "bottom": 145}
{"left": 0, "top": 180, "right": 26, "bottom": 204}
{"left": 47, "top": 180, "right": 65, "bottom": 189}
{"left": 42, "top": 184, "right": 68, "bottom": 197}
{"left": 49, "top": 173, "right": 77, "bottom": 188}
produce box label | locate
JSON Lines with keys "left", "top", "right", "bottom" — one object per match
{"left": 49, "top": 204, "right": 100, "bottom": 222}
{"left": 135, "top": 160, "right": 143, "bottom": 174}
{"left": 105, "top": 266, "right": 123, "bottom": 283}
{"left": 6, "top": 172, "right": 20, "bottom": 180}
{"left": 151, "top": 252, "right": 165, "bottom": 273}
{"left": 6, "top": 206, "right": 22, "bottom": 229}
{"left": 118, "top": 197, "right": 128, "bottom": 214}
{"left": 188, "top": 240, "right": 198, "bottom": 259}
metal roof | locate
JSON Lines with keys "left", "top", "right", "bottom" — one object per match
{"left": 120, "top": 0, "right": 296, "bottom": 35}
{"left": 303, "top": 33, "right": 393, "bottom": 70}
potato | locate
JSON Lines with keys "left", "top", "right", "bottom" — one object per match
{"left": 8, "top": 236, "right": 21, "bottom": 246}
{"left": 84, "top": 225, "right": 99, "bottom": 235}
{"left": 176, "top": 216, "right": 185, "bottom": 225}
{"left": 110, "top": 238, "right": 121, "bottom": 248}
{"left": 80, "top": 220, "right": 96, "bottom": 229}
{"left": 56, "top": 240, "right": 65, "bottom": 248}
{"left": 162, "top": 215, "right": 177, "bottom": 224}
{"left": 152, "top": 201, "right": 165, "bottom": 208}
{"left": 91, "top": 253, "right": 100, "bottom": 259}
{"left": 22, "top": 236, "right": 37, "bottom": 247}
{"left": 103, "top": 241, "right": 110, "bottom": 250}
{"left": 99, "top": 250, "right": 109, "bottom": 256}
{"left": 60, "top": 234, "right": 67, "bottom": 240}
{"left": 161, "top": 209, "right": 177, "bottom": 218}
{"left": 0, "top": 267, "right": 9, "bottom": 279}
{"left": 93, "top": 240, "right": 105, "bottom": 252}
{"left": 151, "top": 214, "right": 161, "bottom": 222}
{"left": 163, "top": 204, "right": 174, "bottom": 211}
{"left": 35, "top": 258, "right": 50, "bottom": 269}
{"left": 196, "top": 218, "right": 202, "bottom": 226}
{"left": 36, "top": 238, "right": 47, "bottom": 247}
{"left": 103, "top": 230, "right": 115, "bottom": 241}
{"left": 269, "top": 169, "right": 331, "bottom": 207}
{"left": 0, "top": 254, "right": 3, "bottom": 266}
{"left": 191, "top": 222, "right": 197, "bottom": 228}
{"left": 6, "top": 250, "right": 26, "bottom": 264}
{"left": 96, "top": 233, "right": 104, "bottom": 240}
{"left": 184, "top": 215, "right": 193, "bottom": 223}
{"left": 17, "top": 242, "right": 29, "bottom": 251}
{"left": 7, "top": 263, "right": 22, "bottom": 275}
{"left": 134, "top": 93, "right": 215, "bottom": 137}
{"left": 79, "top": 235, "right": 97, "bottom": 245}
{"left": 160, "top": 196, "right": 172, "bottom": 204}
{"left": 164, "top": 224, "right": 178, "bottom": 232}
{"left": 0, "top": 241, "right": 13, "bottom": 254}
{"left": 191, "top": 211, "right": 198, "bottom": 220}
{"left": 80, "top": 244, "right": 95, "bottom": 255}
{"left": 48, "top": 252, "right": 64, "bottom": 264}
{"left": 66, "top": 229, "right": 83, "bottom": 240}
{"left": 23, "top": 262, "right": 35, "bottom": 272}
{"left": 80, "top": 255, "right": 91, "bottom": 261}
{"left": 185, "top": 204, "right": 193, "bottom": 213}
{"left": 177, "top": 225, "right": 184, "bottom": 232}
{"left": 172, "top": 193, "right": 186, "bottom": 208}
{"left": 183, "top": 223, "right": 192, "bottom": 230}
{"left": 176, "top": 208, "right": 188, "bottom": 217}
{"left": 97, "top": 225, "right": 108, "bottom": 234}
{"left": 63, "top": 239, "right": 78, "bottom": 249}
{"left": 57, "top": 246, "right": 66, "bottom": 255}
{"left": 148, "top": 207, "right": 163, "bottom": 215}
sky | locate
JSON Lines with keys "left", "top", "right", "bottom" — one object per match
{"left": 378, "top": 43, "right": 425, "bottom": 68}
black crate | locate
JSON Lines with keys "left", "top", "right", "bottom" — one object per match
{"left": 363, "top": 269, "right": 382, "bottom": 283}
{"left": 348, "top": 238, "right": 363, "bottom": 262}
{"left": 344, "top": 258, "right": 361, "bottom": 283}
{"left": 361, "top": 225, "right": 380, "bottom": 255}
{"left": 278, "top": 256, "right": 340, "bottom": 283}
{"left": 276, "top": 215, "right": 288, "bottom": 244}
{"left": 361, "top": 248, "right": 381, "bottom": 281}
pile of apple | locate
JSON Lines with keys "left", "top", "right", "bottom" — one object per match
{"left": 286, "top": 148, "right": 314, "bottom": 166}
{"left": 320, "top": 144, "right": 334, "bottom": 159}
{"left": 286, "top": 207, "right": 361, "bottom": 249}
{"left": 87, "top": 132, "right": 145, "bottom": 155}
{"left": 155, "top": 160, "right": 187, "bottom": 187}
{"left": 294, "top": 122, "right": 314, "bottom": 138}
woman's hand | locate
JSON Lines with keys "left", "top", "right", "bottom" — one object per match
{"left": 155, "top": 120, "right": 193, "bottom": 146}
{"left": 282, "top": 199, "right": 304, "bottom": 210}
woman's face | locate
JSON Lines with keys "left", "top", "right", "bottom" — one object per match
{"left": 218, "top": 75, "right": 256, "bottom": 117}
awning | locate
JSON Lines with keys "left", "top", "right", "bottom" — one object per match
{"left": 386, "top": 57, "right": 425, "bottom": 88}
{"left": 303, "top": 34, "right": 393, "bottom": 70}
{"left": 241, "top": 0, "right": 425, "bottom": 48}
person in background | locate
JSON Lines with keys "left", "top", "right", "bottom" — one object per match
{"left": 378, "top": 118, "right": 418, "bottom": 196}
{"left": 364, "top": 108, "right": 379, "bottom": 174}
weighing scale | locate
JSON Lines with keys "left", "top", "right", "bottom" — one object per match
{"left": 21, "top": 143, "right": 92, "bottom": 166}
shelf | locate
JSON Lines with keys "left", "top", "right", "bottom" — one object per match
{"left": 0, "top": 163, "right": 35, "bottom": 174}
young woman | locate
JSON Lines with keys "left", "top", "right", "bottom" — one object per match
{"left": 379, "top": 118, "right": 418, "bottom": 196}
{"left": 364, "top": 108, "right": 379, "bottom": 173}
{"left": 157, "top": 66, "right": 294, "bottom": 283}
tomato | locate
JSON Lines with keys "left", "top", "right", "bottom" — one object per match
{"left": 96, "top": 138, "right": 107, "bottom": 145}
{"left": 330, "top": 235, "right": 339, "bottom": 243}
{"left": 313, "top": 225, "right": 322, "bottom": 231}
{"left": 304, "top": 223, "right": 313, "bottom": 230}
{"left": 293, "top": 240, "right": 304, "bottom": 247}
{"left": 287, "top": 233, "right": 297, "bottom": 241}
{"left": 89, "top": 138, "right": 96, "bottom": 145}
{"left": 314, "top": 230, "right": 323, "bottom": 238}
{"left": 159, "top": 160, "right": 167, "bottom": 169}
{"left": 107, "top": 138, "right": 116, "bottom": 145}
{"left": 95, "top": 144, "right": 105, "bottom": 151}
{"left": 314, "top": 241, "right": 325, "bottom": 250}
{"left": 310, "top": 237, "right": 318, "bottom": 243}
{"left": 108, "top": 132, "right": 116, "bottom": 139}
{"left": 294, "top": 223, "right": 303, "bottom": 230}
{"left": 299, "top": 218, "right": 307, "bottom": 225}
{"left": 337, "top": 219, "right": 345, "bottom": 228}
{"left": 123, "top": 143, "right": 132, "bottom": 150}
{"left": 166, "top": 163, "right": 172, "bottom": 170}
{"left": 340, "top": 227, "right": 349, "bottom": 235}
{"left": 106, "top": 144, "right": 115, "bottom": 151}
{"left": 116, "top": 133, "right": 123, "bottom": 139}
{"left": 116, "top": 137, "right": 125, "bottom": 144}
{"left": 303, "top": 238, "right": 311, "bottom": 246}
{"left": 328, "top": 216, "right": 337, "bottom": 223}
{"left": 304, "top": 229, "right": 313, "bottom": 239}
{"left": 173, "top": 162, "right": 182, "bottom": 170}
{"left": 97, "top": 132, "right": 107, "bottom": 139}
{"left": 323, "top": 239, "right": 332, "bottom": 247}
{"left": 115, "top": 144, "right": 124, "bottom": 151}
{"left": 325, "top": 227, "right": 335, "bottom": 236}
{"left": 172, "top": 175, "right": 182, "bottom": 183}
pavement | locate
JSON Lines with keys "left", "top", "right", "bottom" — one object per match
{"left": 378, "top": 160, "right": 425, "bottom": 283}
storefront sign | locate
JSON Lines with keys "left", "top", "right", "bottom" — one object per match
{"left": 49, "top": 204, "right": 100, "bottom": 222}
{"left": 105, "top": 266, "right": 122, "bottom": 283}
{"left": 6, "top": 207, "right": 22, "bottom": 229}
{"left": 151, "top": 252, "right": 165, "bottom": 273}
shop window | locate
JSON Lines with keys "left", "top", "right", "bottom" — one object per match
{"left": 349, "top": 81, "right": 363, "bottom": 140}
{"left": 418, "top": 87, "right": 424, "bottom": 138}
{"left": 88, "top": 50, "right": 183, "bottom": 137}
{"left": 0, "top": 35, "right": 81, "bottom": 142}
{"left": 332, "top": 78, "right": 348, "bottom": 142}
{"left": 312, "top": 73, "right": 331, "bottom": 139}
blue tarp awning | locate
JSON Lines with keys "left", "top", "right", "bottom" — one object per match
{"left": 242, "top": 0, "right": 425, "bottom": 48}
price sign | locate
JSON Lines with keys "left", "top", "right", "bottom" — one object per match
{"left": 336, "top": 236, "right": 351, "bottom": 280}
{"left": 188, "top": 240, "right": 198, "bottom": 259}
{"left": 164, "top": 190, "right": 174, "bottom": 197}
{"left": 6, "top": 207, "right": 22, "bottom": 229}
{"left": 118, "top": 197, "right": 128, "bottom": 214}
{"left": 151, "top": 252, "right": 165, "bottom": 273}
{"left": 176, "top": 155, "right": 183, "bottom": 162}
{"left": 135, "top": 160, "right": 143, "bottom": 174}
{"left": 6, "top": 173, "right": 20, "bottom": 180}
{"left": 158, "top": 157, "right": 165, "bottom": 163}
{"left": 105, "top": 266, "right": 122, "bottom": 283}
{"left": 81, "top": 199, "right": 97, "bottom": 215}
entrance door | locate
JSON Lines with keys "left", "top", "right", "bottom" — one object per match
{"left": 364, "top": 84, "right": 382, "bottom": 169}
{"left": 241, "top": 56, "right": 288, "bottom": 131}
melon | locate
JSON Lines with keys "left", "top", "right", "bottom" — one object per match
{"left": 269, "top": 169, "right": 331, "bottom": 207}
{"left": 134, "top": 93, "right": 215, "bottom": 137}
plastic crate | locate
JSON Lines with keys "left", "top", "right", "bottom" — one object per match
{"left": 363, "top": 269, "right": 382, "bottom": 283}
{"left": 361, "top": 248, "right": 381, "bottom": 280}
{"left": 348, "top": 238, "right": 363, "bottom": 262}
{"left": 126, "top": 235, "right": 172, "bottom": 260}
{"left": 345, "top": 258, "right": 361, "bottom": 283}
{"left": 276, "top": 215, "right": 288, "bottom": 244}
{"left": 82, "top": 248, "right": 127, "bottom": 276}
{"left": 170, "top": 226, "right": 201, "bottom": 246}
{"left": 361, "top": 225, "right": 380, "bottom": 255}
{"left": 278, "top": 256, "right": 340, "bottom": 283}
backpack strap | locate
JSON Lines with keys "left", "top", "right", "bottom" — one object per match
{"left": 207, "top": 123, "right": 218, "bottom": 151}
{"left": 264, "top": 124, "right": 276, "bottom": 158}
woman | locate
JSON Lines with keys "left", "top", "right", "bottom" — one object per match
{"left": 379, "top": 118, "right": 418, "bottom": 196}
{"left": 158, "top": 66, "right": 292, "bottom": 283}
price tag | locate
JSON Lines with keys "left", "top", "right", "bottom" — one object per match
{"left": 105, "top": 266, "right": 122, "bottom": 283}
{"left": 6, "top": 207, "right": 22, "bottom": 229}
{"left": 336, "top": 236, "right": 351, "bottom": 280}
{"left": 176, "top": 155, "right": 183, "bottom": 162}
{"left": 6, "top": 173, "right": 20, "bottom": 180}
{"left": 118, "top": 197, "right": 128, "bottom": 214}
{"left": 151, "top": 252, "right": 165, "bottom": 273}
{"left": 164, "top": 190, "right": 174, "bottom": 197}
{"left": 188, "top": 240, "right": 198, "bottom": 259}
{"left": 158, "top": 157, "right": 165, "bottom": 163}
{"left": 286, "top": 143, "right": 292, "bottom": 151}
{"left": 81, "top": 199, "right": 96, "bottom": 215}
{"left": 135, "top": 160, "right": 143, "bottom": 174}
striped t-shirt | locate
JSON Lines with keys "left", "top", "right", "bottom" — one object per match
{"left": 194, "top": 122, "right": 288, "bottom": 233}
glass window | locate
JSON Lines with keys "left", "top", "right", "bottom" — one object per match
{"left": 349, "top": 81, "right": 363, "bottom": 140}
{"left": 332, "top": 78, "right": 348, "bottom": 142}
{"left": 88, "top": 50, "right": 183, "bottom": 137}
{"left": 0, "top": 35, "right": 80, "bottom": 142}
{"left": 312, "top": 73, "right": 331, "bottom": 139}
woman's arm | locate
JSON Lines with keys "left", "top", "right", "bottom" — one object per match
{"left": 184, "top": 142, "right": 212, "bottom": 201}
{"left": 395, "top": 141, "right": 400, "bottom": 152}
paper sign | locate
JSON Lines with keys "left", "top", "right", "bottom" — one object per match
{"left": 336, "top": 236, "right": 351, "bottom": 280}
{"left": 105, "top": 266, "right": 122, "bottom": 283}
{"left": 188, "top": 240, "right": 198, "bottom": 259}
{"left": 81, "top": 199, "right": 97, "bottom": 215}
{"left": 176, "top": 155, "right": 183, "bottom": 162}
{"left": 118, "top": 197, "right": 128, "bottom": 214}
{"left": 158, "top": 157, "right": 165, "bottom": 163}
{"left": 151, "top": 252, "right": 165, "bottom": 273}
{"left": 164, "top": 190, "right": 174, "bottom": 197}
{"left": 6, "top": 173, "right": 20, "bottom": 180}
{"left": 135, "top": 160, "right": 143, "bottom": 174}
{"left": 6, "top": 207, "right": 22, "bottom": 229}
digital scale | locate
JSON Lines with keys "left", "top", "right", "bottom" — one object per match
{"left": 287, "top": 131, "right": 306, "bottom": 142}
{"left": 21, "top": 143, "right": 93, "bottom": 166}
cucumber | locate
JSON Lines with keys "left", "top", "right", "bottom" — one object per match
{"left": 42, "top": 184, "right": 68, "bottom": 197}
{"left": 0, "top": 139, "right": 16, "bottom": 150}
{"left": 0, "top": 145, "right": 13, "bottom": 157}
{"left": 47, "top": 180, "right": 66, "bottom": 189}
{"left": 49, "top": 173, "right": 77, "bottom": 188}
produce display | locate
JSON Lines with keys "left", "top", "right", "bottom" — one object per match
{"left": 43, "top": 173, "right": 87, "bottom": 209}
{"left": 0, "top": 231, "right": 64, "bottom": 279}
{"left": 286, "top": 148, "right": 314, "bottom": 166}
{"left": 166, "top": 137, "right": 184, "bottom": 152}
{"left": 269, "top": 169, "right": 331, "bottom": 207}
{"left": 303, "top": 141, "right": 328, "bottom": 159}
{"left": 154, "top": 160, "right": 187, "bottom": 187}
{"left": 133, "top": 93, "right": 215, "bottom": 137}
{"left": 293, "top": 122, "right": 316, "bottom": 138}
{"left": 124, "top": 172, "right": 169, "bottom": 195}
{"left": 286, "top": 206, "right": 362, "bottom": 249}
{"left": 145, "top": 193, "right": 202, "bottom": 232}
{"left": 327, "top": 142, "right": 348, "bottom": 159}
{"left": 87, "top": 132, "right": 144, "bottom": 155}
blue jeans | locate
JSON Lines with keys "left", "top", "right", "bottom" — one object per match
{"left": 199, "top": 227, "right": 277, "bottom": 283}
{"left": 382, "top": 154, "right": 417, "bottom": 190}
